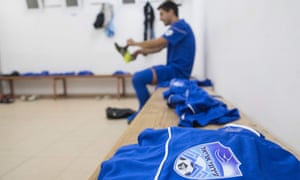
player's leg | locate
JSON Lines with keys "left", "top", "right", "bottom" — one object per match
{"left": 128, "top": 66, "right": 175, "bottom": 123}
{"left": 132, "top": 68, "right": 153, "bottom": 110}
{"left": 127, "top": 68, "right": 154, "bottom": 123}
{"left": 150, "top": 67, "right": 157, "bottom": 85}
{"left": 132, "top": 65, "right": 175, "bottom": 109}
{"left": 152, "top": 65, "right": 175, "bottom": 84}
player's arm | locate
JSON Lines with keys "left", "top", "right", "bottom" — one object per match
{"left": 131, "top": 46, "right": 164, "bottom": 60}
{"left": 127, "top": 37, "right": 168, "bottom": 50}
{"left": 141, "top": 46, "right": 164, "bottom": 54}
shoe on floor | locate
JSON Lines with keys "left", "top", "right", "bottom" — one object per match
{"left": 20, "top": 95, "right": 39, "bottom": 102}
{"left": 106, "top": 107, "right": 135, "bottom": 119}
{"left": 27, "top": 95, "right": 39, "bottom": 101}
{"left": 0, "top": 95, "right": 14, "bottom": 104}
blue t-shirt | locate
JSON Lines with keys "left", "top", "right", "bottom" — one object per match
{"left": 162, "top": 19, "right": 196, "bottom": 79}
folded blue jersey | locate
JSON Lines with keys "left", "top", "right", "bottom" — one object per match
{"left": 162, "top": 79, "right": 195, "bottom": 99}
{"left": 98, "top": 125, "right": 300, "bottom": 180}
{"left": 163, "top": 79, "right": 240, "bottom": 127}
{"left": 178, "top": 105, "right": 240, "bottom": 127}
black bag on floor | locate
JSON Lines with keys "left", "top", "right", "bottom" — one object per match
{"left": 106, "top": 107, "right": 135, "bottom": 119}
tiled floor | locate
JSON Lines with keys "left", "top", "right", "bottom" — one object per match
{"left": 0, "top": 97, "right": 137, "bottom": 180}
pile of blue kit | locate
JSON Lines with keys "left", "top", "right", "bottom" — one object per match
{"left": 162, "top": 79, "right": 240, "bottom": 127}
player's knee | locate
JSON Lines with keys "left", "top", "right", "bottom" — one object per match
{"left": 132, "top": 72, "right": 143, "bottom": 85}
{"left": 132, "top": 71, "right": 150, "bottom": 86}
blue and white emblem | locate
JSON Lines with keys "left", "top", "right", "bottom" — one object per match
{"left": 174, "top": 141, "right": 242, "bottom": 179}
{"left": 164, "top": 29, "right": 173, "bottom": 36}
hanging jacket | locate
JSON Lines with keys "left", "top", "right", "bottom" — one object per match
{"left": 93, "top": 3, "right": 115, "bottom": 37}
{"left": 144, "top": 1, "right": 155, "bottom": 40}
{"left": 93, "top": 4, "right": 105, "bottom": 29}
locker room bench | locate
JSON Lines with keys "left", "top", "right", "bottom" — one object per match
{"left": 0, "top": 74, "right": 132, "bottom": 99}
{"left": 88, "top": 87, "right": 300, "bottom": 180}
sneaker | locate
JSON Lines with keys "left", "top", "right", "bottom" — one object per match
{"left": 27, "top": 95, "right": 39, "bottom": 101}
{"left": 114, "top": 42, "right": 132, "bottom": 63}
{"left": 0, "top": 95, "right": 14, "bottom": 104}
{"left": 20, "top": 95, "right": 27, "bottom": 101}
{"left": 106, "top": 107, "right": 135, "bottom": 119}
{"left": 20, "top": 95, "right": 39, "bottom": 101}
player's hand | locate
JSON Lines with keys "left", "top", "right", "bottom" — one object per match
{"left": 131, "top": 49, "right": 147, "bottom": 60}
{"left": 126, "top": 38, "right": 135, "bottom": 46}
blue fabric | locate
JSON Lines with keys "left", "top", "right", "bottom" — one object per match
{"left": 162, "top": 19, "right": 196, "bottom": 79}
{"left": 63, "top": 72, "right": 76, "bottom": 76}
{"left": 132, "top": 66, "right": 189, "bottom": 117}
{"left": 21, "top": 71, "right": 77, "bottom": 76}
{"left": 132, "top": 68, "right": 153, "bottom": 110}
{"left": 127, "top": 111, "right": 138, "bottom": 123}
{"left": 40, "top": 70, "right": 49, "bottom": 76}
{"left": 131, "top": 19, "right": 195, "bottom": 119}
{"left": 162, "top": 78, "right": 194, "bottom": 98}
{"left": 21, "top": 72, "right": 40, "bottom": 76}
{"left": 77, "top": 70, "right": 94, "bottom": 76}
{"left": 98, "top": 126, "right": 300, "bottom": 180}
{"left": 105, "top": 13, "right": 115, "bottom": 38}
{"left": 166, "top": 94, "right": 186, "bottom": 108}
{"left": 152, "top": 65, "right": 176, "bottom": 83}
{"left": 21, "top": 71, "right": 47, "bottom": 76}
{"left": 156, "top": 78, "right": 209, "bottom": 89}
{"left": 112, "top": 70, "right": 130, "bottom": 75}
{"left": 50, "top": 72, "right": 76, "bottom": 76}
{"left": 163, "top": 79, "right": 240, "bottom": 127}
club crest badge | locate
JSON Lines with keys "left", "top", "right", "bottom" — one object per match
{"left": 174, "top": 141, "right": 243, "bottom": 179}
{"left": 165, "top": 29, "right": 174, "bottom": 36}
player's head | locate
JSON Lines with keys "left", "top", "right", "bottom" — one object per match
{"left": 158, "top": 1, "right": 179, "bottom": 25}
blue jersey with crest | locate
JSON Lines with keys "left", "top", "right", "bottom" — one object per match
{"left": 98, "top": 125, "right": 300, "bottom": 180}
{"left": 162, "top": 19, "right": 195, "bottom": 79}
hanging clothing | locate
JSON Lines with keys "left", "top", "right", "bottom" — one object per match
{"left": 103, "top": 3, "right": 115, "bottom": 37}
{"left": 93, "top": 3, "right": 115, "bottom": 37}
{"left": 93, "top": 5, "right": 105, "bottom": 29}
{"left": 143, "top": 2, "right": 155, "bottom": 40}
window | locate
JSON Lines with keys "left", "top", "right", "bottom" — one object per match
{"left": 66, "top": 0, "right": 78, "bottom": 7}
{"left": 26, "top": 0, "right": 40, "bottom": 9}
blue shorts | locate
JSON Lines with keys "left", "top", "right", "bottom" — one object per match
{"left": 152, "top": 65, "right": 176, "bottom": 83}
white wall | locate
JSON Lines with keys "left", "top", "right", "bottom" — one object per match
{"left": 0, "top": 0, "right": 204, "bottom": 94}
{"left": 205, "top": 0, "right": 300, "bottom": 153}
{"left": 0, "top": 0, "right": 156, "bottom": 74}
{"left": 0, "top": 48, "right": 2, "bottom": 94}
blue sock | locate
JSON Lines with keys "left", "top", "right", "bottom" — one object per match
{"left": 132, "top": 68, "right": 153, "bottom": 110}
{"left": 127, "top": 111, "right": 138, "bottom": 124}
{"left": 127, "top": 69, "right": 153, "bottom": 124}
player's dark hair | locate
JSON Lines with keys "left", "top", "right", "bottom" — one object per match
{"left": 157, "top": 1, "right": 180, "bottom": 17}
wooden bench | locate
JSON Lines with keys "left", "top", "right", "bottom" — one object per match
{"left": 0, "top": 74, "right": 132, "bottom": 99}
{"left": 88, "top": 87, "right": 300, "bottom": 180}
